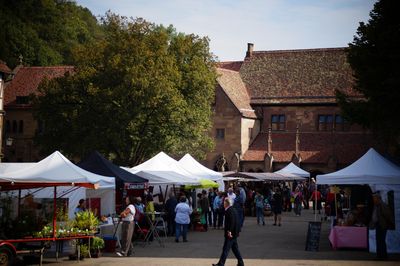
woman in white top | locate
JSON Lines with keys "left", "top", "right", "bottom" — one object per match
{"left": 175, "top": 196, "right": 193, "bottom": 243}
{"left": 117, "top": 195, "right": 136, "bottom": 256}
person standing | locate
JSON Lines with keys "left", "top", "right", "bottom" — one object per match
{"left": 233, "top": 188, "right": 245, "bottom": 229}
{"left": 165, "top": 193, "right": 178, "bottom": 236}
{"left": 227, "top": 187, "right": 236, "bottom": 201}
{"left": 370, "top": 192, "right": 394, "bottom": 260}
{"left": 272, "top": 188, "right": 283, "bottom": 226}
{"left": 293, "top": 187, "right": 303, "bottom": 216}
{"left": 74, "top": 199, "right": 86, "bottom": 215}
{"left": 208, "top": 188, "right": 217, "bottom": 228}
{"left": 213, "top": 191, "right": 224, "bottom": 229}
{"left": 212, "top": 197, "right": 244, "bottom": 266}
{"left": 117, "top": 195, "right": 135, "bottom": 257}
{"left": 310, "top": 189, "right": 322, "bottom": 214}
{"left": 175, "top": 196, "right": 193, "bottom": 242}
{"left": 200, "top": 190, "right": 210, "bottom": 231}
{"left": 254, "top": 191, "right": 265, "bottom": 226}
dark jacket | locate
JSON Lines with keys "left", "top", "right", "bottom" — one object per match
{"left": 165, "top": 196, "right": 178, "bottom": 218}
{"left": 199, "top": 196, "right": 210, "bottom": 214}
{"left": 224, "top": 206, "right": 240, "bottom": 238}
{"left": 370, "top": 202, "right": 395, "bottom": 230}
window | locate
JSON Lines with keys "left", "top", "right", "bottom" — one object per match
{"left": 12, "top": 120, "right": 17, "bottom": 133}
{"left": 5, "top": 120, "right": 10, "bottom": 133}
{"left": 16, "top": 96, "right": 29, "bottom": 105}
{"left": 318, "top": 115, "right": 333, "bottom": 131}
{"left": 19, "top": 120, "right": 24, "bottom": 134}
{"left": 335, "top": 115, "right": 350, "bottom": 131}
{"left": 216, "top": 128, "right": 225, "bottom": 140}
{"left": 37, "top": 120, "right": 45, "bottom": 134}
{"left": 318, "top": 114, "right": 349, "bottom": 131}
{"left": 271, "top": 114, "right": 285, "bottom": 131}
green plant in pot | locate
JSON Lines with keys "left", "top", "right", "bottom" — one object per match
{"left": 73, "top": 210, "right": 99, "bottom": 234}
{"left": 90, "top": 237, "right": 105, "bottom": 258}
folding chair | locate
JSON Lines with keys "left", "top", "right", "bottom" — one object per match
{"left": 134, "top": 221, "right": 149, "bottom": 243}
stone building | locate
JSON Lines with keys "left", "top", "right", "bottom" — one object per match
{"left": 1, "top": 44, "right": 374, "bottom": 173}
{"left": 2, "top": 64, "right": 73, "bottom": 162}
{"left": 206, "top": 44, "right": 374, "bottom": 175}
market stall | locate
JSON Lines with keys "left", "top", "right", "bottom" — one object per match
{"left": 178, "top": 153, "right": 224, "bottom": 191}
{"left": 0, "top": 151, "right": 115, "bottom": 218}
{"left": 0, "top": 151, "right": 114, "bottom": 265}
{"left": 78, "top": 151, "right": 148, "bottom": 212}
{"left": 124, "top": 152, "right": 201, "bottom": 202}
{"left": 274, "top": 162, "right": 310, "bottom": 179}
{"left": 317, "top": 148, "right": 400, "bottom": 253}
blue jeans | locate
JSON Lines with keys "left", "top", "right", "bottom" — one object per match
{"left": 175, "top": 223, "right": 188, "bottom": 241}
{"left": 294, "top": 202, "right": 302, "bottom": 215}
{"left": 256, "top": 207, "right": 265, "bottom": 224}
{"left": 217, "top": 237, "right": 244, "bottom": 266}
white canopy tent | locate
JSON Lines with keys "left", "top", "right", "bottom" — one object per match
{"left": 317, "top": 148, "right": 400, "bottom": 253}
{"left": 275, "top": 162, "right": 309, "bottom": 179}
{"left": 178, "top": 154, "right": 224, "bottom": 190}
{"left": 224, "top": 171, "right": 304, "bottom": 181}
{"left": 0, "top": 151, "right": 115, "bottom": 218}
{"left": 127, "top": 152, "right": 200, "bottom": 185}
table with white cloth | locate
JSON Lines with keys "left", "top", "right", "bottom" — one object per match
{"left": 329, "top": 226, "right": 368, "bottom": 250}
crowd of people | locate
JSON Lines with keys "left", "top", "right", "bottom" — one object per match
{"left": 111, "top": 180, "right": 395, "bottom": 262}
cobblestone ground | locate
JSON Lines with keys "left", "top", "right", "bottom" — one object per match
{"left": 38, "top": 208, "right": 399, "bottom": 266}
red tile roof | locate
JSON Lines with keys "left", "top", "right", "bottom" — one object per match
{"left": 217, "top": 68, "right": 256, "bottom": 118}
{"left": 4, "top": 66, "right": 73, "bottom": 106}
{"left": 240, "top": 48, "right": 359, "bottom": 104}
{"left": 217, "top": 61, "right": 243, "bottom": 71}
{"left": 243, "top": 131, "right": 374, "bottom": 164}
{"left": 0, "top": 61, "right": 12, "bottom": 74}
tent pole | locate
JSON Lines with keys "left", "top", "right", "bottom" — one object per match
{"left": 17, "top": 189, "right": 21, "bottom": 219}
{"left": 164, "top": 185, "right": 169, "bottom": 205}
{"left": 173, "top": 184, "right": 176, "bottom": 197}
{"left": 334, "top": 188, "right": 338, "bottom": 226}
{"left": 159, "top": 185, "right": 164, "bottom": 204}
{"left": 53, "top": 186, "right": 57, "bottom": 238}
{"left": 314, "top": 184, "right": 317, "bottom": 222}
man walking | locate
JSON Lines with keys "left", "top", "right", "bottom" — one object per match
{"left": 212, "top": 197, "right": 244, "bottom": 266}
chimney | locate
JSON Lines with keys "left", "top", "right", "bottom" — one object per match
{"left": 246, "top": 43, "right": 254, "bottom": 58}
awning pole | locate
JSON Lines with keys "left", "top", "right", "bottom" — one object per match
{"left": 53, "top": 186, "right": 57, "bottom": 238}
{"left": 17, "top": 189, "right": 21, "bottom": 219}
{"left": 314, "top": 184, "right": 317, "bottom": 222}
{"left": 164, "top": 185, "right": 169, "bottom": 204}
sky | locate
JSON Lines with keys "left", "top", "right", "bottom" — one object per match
{"left": 75, "top": 0, "right": 376, "bottom": 62}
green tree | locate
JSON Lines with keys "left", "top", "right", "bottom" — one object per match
{"left": 33, "top": 13, "right": 217, "bottom": 165}
{"left": 0, "top": 0, "right": 103, "bottom": 68}
{"left": 337, "top": 0, "right": 400, "bottom": 152}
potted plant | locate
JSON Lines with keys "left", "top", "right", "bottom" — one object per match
{"left": 73, "top": 211, "right": 99, "bottom": 234}
{"left": 90, "top": 237, "right": 105, "bottom": 258}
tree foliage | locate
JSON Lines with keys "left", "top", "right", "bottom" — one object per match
{"left": 33, "top": 13, "right": 217, "bottom": 165}
{"left": 337, "top": 0, "right": 400, "bottom": 151}
{"left": 0, "top": 0, "right": 103, "bottom": 68}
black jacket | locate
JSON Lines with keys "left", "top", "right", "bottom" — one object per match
{"left": 224, "top": 206, "right": 240, "bottom": 238}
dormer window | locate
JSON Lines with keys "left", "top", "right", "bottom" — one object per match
{"left": 271, "top": 114, "right": 286, "bottom": 131}
{"left": 16, "top": 96, "right": 29, "bottom": 105}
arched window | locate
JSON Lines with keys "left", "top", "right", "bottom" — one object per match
{"left": 5, "top": 120, "right": 10, "bottom": 133}
{"left": 19, "top": 120, "right": 24, "bottom": 133}
{"left": 12, "top": 120, "right": 17, "bottom": 133}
